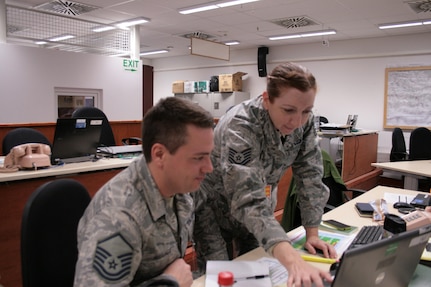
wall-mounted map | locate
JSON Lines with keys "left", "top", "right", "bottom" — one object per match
{"left": 384, "top": 66, "right": 431, "bottom": 129}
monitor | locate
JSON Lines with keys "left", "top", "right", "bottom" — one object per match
{"left": 51, "top": 118, "right": 103, "bottom": 164}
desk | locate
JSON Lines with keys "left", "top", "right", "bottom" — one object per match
{"left": 372, "top": 160, "right": 431, "bottom": 190}
{"left": 319, "top": 130, "right": 380, "bottom": 190}
{"left": 0, "top": 157, "right": 136, "bottom": 287}
{"left": 192, "top": 185, "right": 431, "bottom": 287}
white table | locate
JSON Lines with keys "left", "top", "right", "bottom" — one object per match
{"left": 372, "top": 160, "right": 431, "bottom": 190}
{"left": 192, "top": 185, "right": 431, "bottom": 287}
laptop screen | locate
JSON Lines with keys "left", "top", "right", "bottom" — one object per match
{"left": 331, "top": 224, "right": 431, "bottom": 287}
{"left": 51, "top": 118, "right": 103, "bottom": 164}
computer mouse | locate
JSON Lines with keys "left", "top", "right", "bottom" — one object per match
{"left": 393, "top": 202, "right": 414, "bottom": 209}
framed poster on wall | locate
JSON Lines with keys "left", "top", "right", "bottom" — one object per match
{"left": 384, "top": 66, "right": 431, "bottom": 129}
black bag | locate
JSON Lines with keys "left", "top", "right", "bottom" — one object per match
{"left": 210, "top": 76, "right": 219, "bottom": 92}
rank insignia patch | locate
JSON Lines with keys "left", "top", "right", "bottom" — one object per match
{"left": 228, "top": 147, "right": 252, "bottom": 165}
{"left": 93, "top": 233, "right": 133, "bottom": 283}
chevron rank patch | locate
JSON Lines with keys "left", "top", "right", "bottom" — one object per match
{"left": 228, "top": 147, "right": 252, "bottom": 165}
{"left": 93, "top": 233, "right": 133, "bottom": 283}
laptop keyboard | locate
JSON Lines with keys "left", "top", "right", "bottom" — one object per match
{"left": 347, "top": 225, "right": 383, "bottom": 250}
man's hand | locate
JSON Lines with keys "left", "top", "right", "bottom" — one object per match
{"left": 163, "top": 259, "right": 193, "bottom": 287}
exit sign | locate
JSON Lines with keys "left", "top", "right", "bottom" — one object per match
{"left": 123, "top": 59, "right": 140, "bottom": 72}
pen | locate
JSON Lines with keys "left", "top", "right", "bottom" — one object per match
{"left": 234, "top": 274, "right": 269, "bottom": 282}
{"left": 301, "top": 254, "right": 337, "bottom": 264}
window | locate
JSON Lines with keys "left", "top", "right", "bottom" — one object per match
{"left": 55, "top": 87, "right": 102, "bottom": 118}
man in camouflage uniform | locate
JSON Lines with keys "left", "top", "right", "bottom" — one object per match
{"left": 193, "top": 62, "right": 336, "bottom": 287}
{"left": 74, "top": 97, "right": 214, "bottom": 287}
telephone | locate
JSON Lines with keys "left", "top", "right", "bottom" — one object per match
{"left": 401, "top": 210, "right": 431, "bottom": 231}
{"left": 3, "top": 143, "right": 51, "bottom": 170}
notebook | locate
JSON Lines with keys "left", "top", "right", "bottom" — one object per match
{"left": 51, "top": 118, "right": 103, "bottom": 164}
{"left": 327, "top": 224, "right": 431, "bottom": 287}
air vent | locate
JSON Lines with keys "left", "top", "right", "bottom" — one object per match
{"left": 36, "top": 0, "right": 99, "bottom": 16}
{"left": 180, "top": 31, "right": 216, "bottom": 40}
{"left": 407, "top": 0, "right": 431, "bottom": 13}
{"left": 271, "top": 16, "right": 319, "bottom": 29}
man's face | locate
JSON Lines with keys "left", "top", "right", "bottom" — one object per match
{"left": 161, "top": 125, "right": 214, "bottom": 196}
{"left": 263, "top": 87, "right": 316, "bottom": 136}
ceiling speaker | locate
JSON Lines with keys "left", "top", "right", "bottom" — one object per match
{"left": 258, "top": 46, "right": 269, "bottom": 77}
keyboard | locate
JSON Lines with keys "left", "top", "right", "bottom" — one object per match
{"left": 347, "top": 225, "right": 383, "bottom": 250}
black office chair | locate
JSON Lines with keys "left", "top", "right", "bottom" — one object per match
{"left": 2, "top": 127, "right": 51, "bottom": 155}
{"left": 21, "top": 179, "right": 91, "bottom": 287}
{"left": 409, "top": 127, "right": 431, "bottom": 160}
{"left": 319, "top": 116, "right": 329, "bottom": 124}
{"left": 390, "top": 127, "right": 408, "bottom": 162}
{"left": 281, "top": 150, "right": 365, "bottom": 232}
{"left": 72, "top": 107, "right": 116, "bottom": 147}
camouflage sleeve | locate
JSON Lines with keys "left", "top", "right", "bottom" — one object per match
{"left": 292, "top": 115, "right": 329, "bottom": 227}
{"left": 74, "top": 208, "right": 143, "bottom": 287}
{"left": 220, "top": 119, "right": 289, "bottom": 251}
{"left": 193, "top": 193, "right": 229, "bottom": 272}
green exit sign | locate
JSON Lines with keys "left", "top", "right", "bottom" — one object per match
{"left": 123, "top": 59, "right": 140, "bottom": 72}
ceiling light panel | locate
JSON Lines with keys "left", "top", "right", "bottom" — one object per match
{"left": 6, "top": 5, "right": 130, "bottom": 56}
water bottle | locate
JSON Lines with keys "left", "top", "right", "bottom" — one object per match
{"left": 218, "top": 271, "right": 234, "bottom": 287}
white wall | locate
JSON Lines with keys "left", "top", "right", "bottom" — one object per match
{"left": 1, "top": 33, "right": 430, "bottom": 160}
{"left": 151, "top": 32, "right": 431, "bottom": 161}
{"left": 0, "top": 43, "right": 143, "bottom": 123}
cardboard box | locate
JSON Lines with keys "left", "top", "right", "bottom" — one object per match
{"left": 218, "top": 72, "right": 247, "bottom": 92}
{"left": 184, "top": 81, "right": 197, "bottom": 93}
{"left": 197, "top": 81, "right": 210, "bottom": 93}
{"left": 172, "top": 81, "right": 185, "bottom": 93}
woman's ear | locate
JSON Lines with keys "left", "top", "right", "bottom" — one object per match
{"left": 262, "top": 91, "right": 269, "bottom": 109}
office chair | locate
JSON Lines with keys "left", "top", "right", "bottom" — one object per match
{"left": 2, "top": 127, "right": 51, "bottom": 155}
{"left": 319, "top": 116, "right": 329, "bottom": 124}
{"left": 72, "top": 107, "right": 116, "bottom": 147}
{"left": 390, "top": 127, "right": 408, "bottom": 162}
{"left": 21, "top": 178, "right": 91, "bottom": 287}
{"left": 409, "top": 127, "right": 431, "bottom": 160}
{"left": 280, "top": 150, "right": 365, "bottom": 232}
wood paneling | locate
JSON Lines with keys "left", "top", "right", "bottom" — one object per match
{"left": 0, "top": 121, "right": 142, "bottom": 155}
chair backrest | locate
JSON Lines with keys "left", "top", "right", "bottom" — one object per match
{"left": 21, "top": 179, "right": 91, "bottom": 287}
{"left": 409, "top": 127, "right": 431, "bottom": 160}
{"left": 72, "top": 107, "right": 116, "bottom": 147}
{"left": 390, "top": 127, "right": 408, "bottom": 162}
{"left": 281, "top": 150, "right": 347, "bottom": 232}
{"left": 319, "top": 116, "right": 329, "bottom": 124}
{"left": 2, "top": 127, "right": 51, "bottom": 155}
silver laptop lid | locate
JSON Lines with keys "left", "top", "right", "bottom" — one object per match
{"left": 331, "top": 224, "right": 431, "bottom": 287}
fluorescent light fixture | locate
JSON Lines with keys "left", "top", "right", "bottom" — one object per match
{"left": 117, "top": 17, "right": 150, "bottom": 28}
{"left": 35, "top": 41, "right": 47, "bottom": 45}
{"left": 217, "top": 0, "right": 259, "bottom": 8}
{"left": 269, "top": 29, "right": 336, "bottom": 41}
{"left": 179, "top": 0, "right": 259, "bottom": 14}
{"left": 179, "top": 4, "right": 218, "bottom": 14}
{"left": 140, "top": 49, "right": 169, "bottom": 56}
{"left": 378, "top": 19, "right": 431, "bottom": 29}
{"left": 224, "top": 40, "right": 240, "bottom": 45}
{"left": 49, "top": 34, "right": 75, "bottom": 41}
{"left": 92, "top": 25, "right": 116, "bottom": 32}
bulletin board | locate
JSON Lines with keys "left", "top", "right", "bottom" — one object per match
{"left": 384, "top": 66, "right": 431, "bottom": 129}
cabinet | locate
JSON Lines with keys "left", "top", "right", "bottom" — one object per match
{"left": 175, "top": 92, "right": 250, "bottom": 118}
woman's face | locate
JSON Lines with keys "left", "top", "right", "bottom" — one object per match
{"left": 262, "top": 86, "right": 316, "bottom": 136}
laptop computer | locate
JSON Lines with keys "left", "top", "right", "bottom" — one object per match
{"left": 51, "top": 118, "right": 103, "bottom": 164}
{"left": 97, "top": 144, "right": 142, "bottom": 157}
{"left": 326, "top": 224, "right": 431, "bottom": 287}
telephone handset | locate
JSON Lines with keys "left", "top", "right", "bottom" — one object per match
{"left": 3, "top": 143, "right": 51, "bottom": 171}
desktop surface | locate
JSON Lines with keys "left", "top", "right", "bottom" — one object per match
{"left": 191, "top": 186, "right": 431, "bottom": 287}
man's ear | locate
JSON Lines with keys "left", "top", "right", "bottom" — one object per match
{"left": 151, "top": 143, "right": 166, "bottom": 165}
